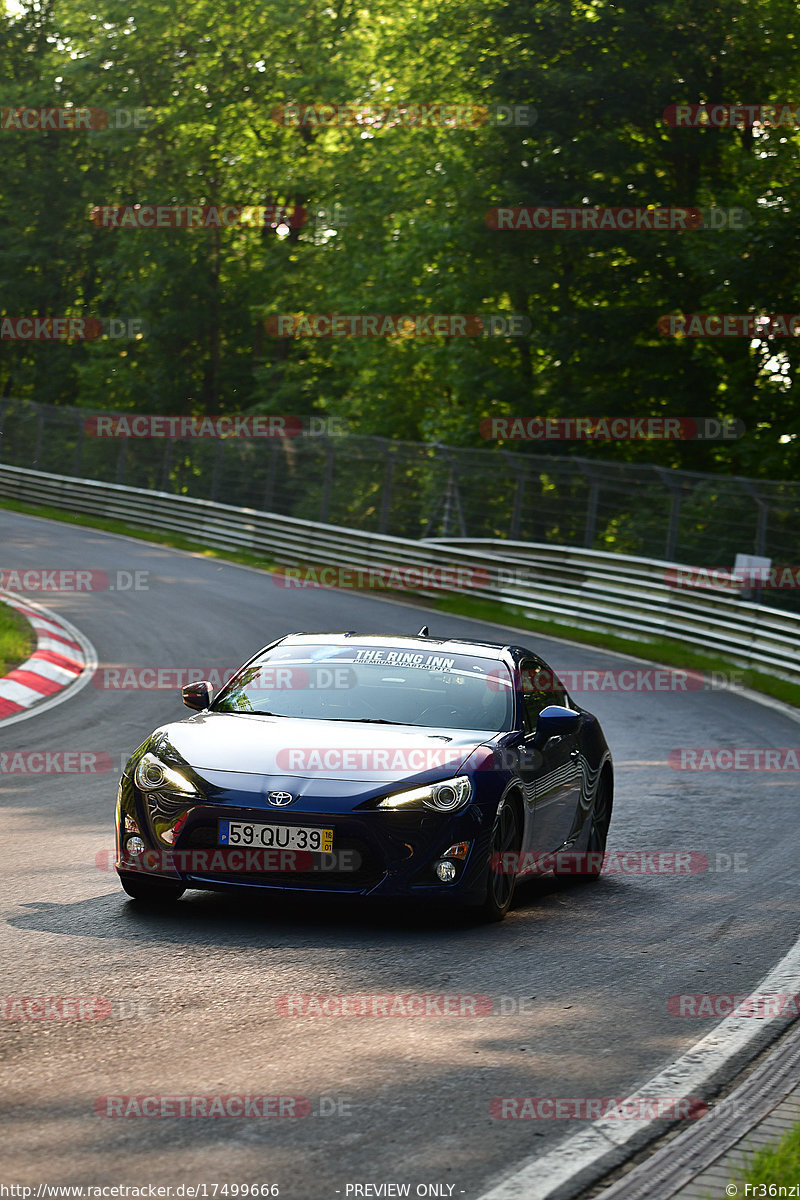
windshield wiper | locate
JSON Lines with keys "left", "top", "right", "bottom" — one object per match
{"left": 323, "top": 717, "right": 402, "bottom": 724}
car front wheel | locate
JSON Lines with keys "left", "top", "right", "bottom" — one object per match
{"left": 481, "top": 799, "right": 521, "bottom": 922}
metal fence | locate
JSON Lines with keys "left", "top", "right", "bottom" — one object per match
{"left": 1, "top": 397, "right": 799, "bottom": 592}
{"left": 1, "top": 462, "right": 799, "bottom": 681}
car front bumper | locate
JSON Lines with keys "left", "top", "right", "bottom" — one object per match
{"left": 116, "top": 785, "right": 495, "bottom": 905}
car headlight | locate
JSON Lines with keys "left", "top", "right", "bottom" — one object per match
{"left": 134, "top": 752, "right": 199, "bottom": 796}
{"left": 378, "top": 776, "right": 472, "bottom": 813}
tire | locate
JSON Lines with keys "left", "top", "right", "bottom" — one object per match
{"left": 481, "top": 798, "right": 521, "bottom": 922}
{"left": 562, "top": 773, "right": 612, "bottom": 880}
{"left": 119, "top": 874, "right": 185, "bottom": 904}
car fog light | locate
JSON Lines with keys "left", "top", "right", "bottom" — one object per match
{"left": 435, "top": 860, "right": 457, "bottom": 883}
{"left": 125, "top": 836, "right": 146, "bottom": 856}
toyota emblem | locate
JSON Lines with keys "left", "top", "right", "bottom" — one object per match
{"left": 267, "top": 791, "right": 295, "bottom": 807}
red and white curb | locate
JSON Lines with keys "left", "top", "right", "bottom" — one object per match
{"left": 0, "top": 591, "right": 97, "bottom": 726}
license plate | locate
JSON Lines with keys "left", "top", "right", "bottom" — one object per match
{"left": 218, "top": 820, "right": 333, "bottom": 853}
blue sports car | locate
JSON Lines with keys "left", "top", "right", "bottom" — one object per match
{"left": 115, "top": 630, "right": 613, "bottom": 920}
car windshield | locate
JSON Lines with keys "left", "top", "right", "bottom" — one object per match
{"left": 213, "top": 642, "right": 515, "bottom": 732}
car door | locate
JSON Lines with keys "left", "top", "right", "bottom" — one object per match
{"left": 517, "top": 658, "right": 583, "bottom": 853}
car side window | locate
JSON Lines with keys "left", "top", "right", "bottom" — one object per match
{"left": 520, "top": 659, "right": 566, "bottom": 734}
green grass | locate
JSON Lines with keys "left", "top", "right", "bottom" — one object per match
{"left": 2, "top": 492, "right": 799, "bottom": 710}
{"left": 0, "top": 595, "right": 35, "bottom": 675}
{"left": 731, "top": 1119, "right": 800, "bottom": 1192}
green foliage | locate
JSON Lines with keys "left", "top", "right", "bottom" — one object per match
{"left": 2, "top": 0, "right": 800, "bottom": 479}
{"left": 734, "top": 1120, "right": 800, "bottom": 1191}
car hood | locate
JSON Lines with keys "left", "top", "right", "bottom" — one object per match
{"left": 147, "top": 712, "right": 496, "bottom": 788}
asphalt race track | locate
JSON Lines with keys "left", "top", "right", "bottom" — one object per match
{"left": 2, "top": 508, "right": 800, "bottom": 1199}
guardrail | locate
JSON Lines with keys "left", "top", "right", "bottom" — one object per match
{"left": 1, "top": 463, "right": 798, "bottom": 682}
{"left": 4, "top": 397, "right": 800, "bottom": 578}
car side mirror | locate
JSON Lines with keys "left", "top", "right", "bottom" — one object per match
{"left": 182, "top": 681, "right": 213, "bottom": 711}
{"left": 534, "top": 705, "right": 582, "bottom": 747}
